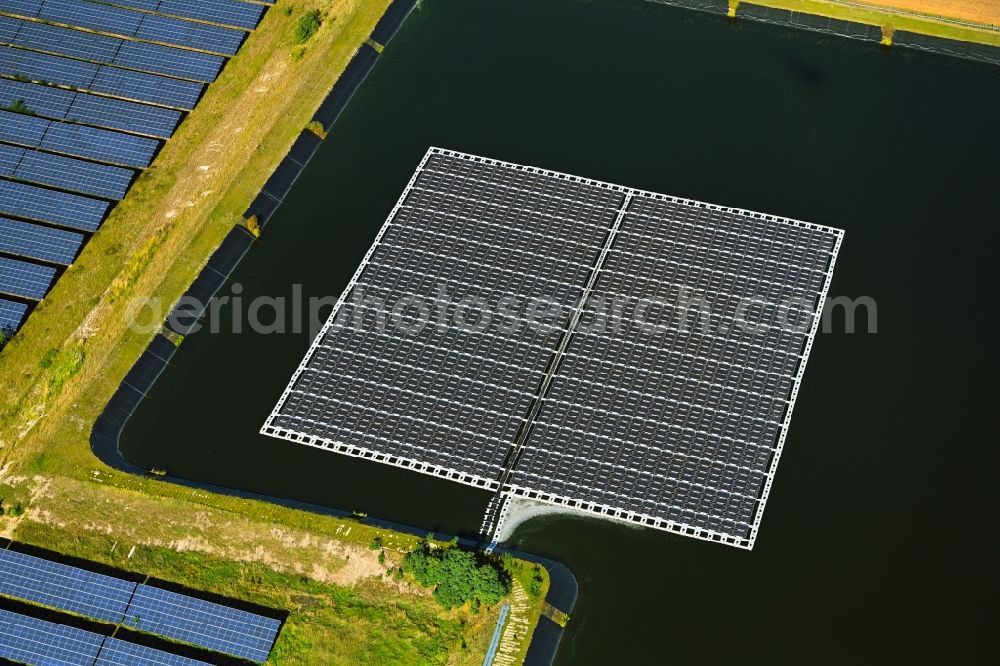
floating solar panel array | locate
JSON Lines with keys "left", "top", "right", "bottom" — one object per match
{"left": 0, "top": 0, "right": 270, "bottom": 337}
{"left": 124, "top": 584, "right": 282, "bottom": 663}
{"left": 0, "top": 546, "right": 281, "bottom": 663}
{"left": 263, "top": 148, "right": 845, "bottom": 549}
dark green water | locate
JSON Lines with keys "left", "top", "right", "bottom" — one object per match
{"left": 122, "top": 0, "right": 999, "bottom": 662}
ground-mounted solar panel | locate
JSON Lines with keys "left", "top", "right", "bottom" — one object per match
{"left": 155, "top": 0, "right": 265, "bottom": 31}
{"left": 89, "top": 65, "right": 203, "bottom": 109}
{"left": 0, "top": 297, "right": 28, "bottom": 331}
{"left": 41, "top": 120, "right": 158, "bottom": 168}
{"left": 0, "top": 0, "right": 43, "bottom": 19}
{"left": 0, "top": 77, "right": 76, "bottom": 120}
{"left": 0, "top": 177, "right": 108, "bottom": 230}
{"left": 263, "top": 148, "right": 623, "bottom": 484}
{"left": 0, "top": 548, "right": 138, "bottom": 623}
{"left": 66, "top": 91, "right": 181, "bottom": 138}
{"left": 0, "top": 254, "right": 56, "bottom": 299}
{"left": 96, "top": 638, "right": 212, "bottom": 666}
{"left": 135, "top": 12, "right": 245, "bottom": 55}
{"left": 0, "top": 142, "right": 24, "bottom": 175}
{"left": 0, "top": 108, "right": 50, "bottom": 147}
{"left": 13, "top": 148, "right": 134, "bottom": 199}
{"left": 113, "top": 39, "right": 224, "bottom": 83}
{"left": 13, "top": 19, "right": 122, "bottom": 63}
{"left": 124, "top": 584, "right": 281, "bottom": 663}
{"left": 263, "top": 148, "right": 844, "bottom": 550}
{"left": 0, "top": 44, "right": 99, "bottom": 88}
{"left": 0, "top": 608, "right": 105, "bottom": 666}
{"left": 0, "top": 216, "right": 83, "bottom": 264}
{"left": 37, "top": 0, "right": 144, "bottom": 38}
{"left": 0, "top": 14, "right": 21, "bottom": 42}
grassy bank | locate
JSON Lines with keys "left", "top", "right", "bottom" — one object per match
{"left": 0, "top": 0, "right": 547, "bottom": 662}
{"left": 740, "top": 0, "right": 1000, "bottom": 46}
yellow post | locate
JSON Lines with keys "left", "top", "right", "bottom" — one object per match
{"left": 728, "top": 0, "right": 740, "bottom": 18}
{"left": 881, "top": 24, "right": 895, "bottom": 46}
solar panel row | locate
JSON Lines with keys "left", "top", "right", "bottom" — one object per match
{"left": 0, "top": 254, "right": 56, "bottom": 299}
{"left": 105, "top": 0, "right": 265, "bottom": 31}
{"left": 0, "top": 216, "right": 83, "bottom": 264}
{"left": 3, "top": 19, "right": 224, "bottom": 83}
{"left": 19, "top": 0, "right": 246, "bottom": 55}
{"left": 0, "top": 549, "right": 136, "bottom": 624}
{"left": 0, "top": 177, "right": 108, "bottom": 231}
{"left": 13, "top": 146, "right": 135, "bottom": 199}
{"left": 0, "top": 297, "right": 28, "bottom": 330}
{"left": 0, "top": 608, "right": 105, "bottom": 666}
{"left": 124, "top": 584, "right": 282, "bottom": 663}
{"left": 0, "top": 609, "right": 213, "bottom": 666}
{"left": 263, "top": 148, "right": 845, "bottom": 549}
{"left": 0, "top": 78, "right": 181, "bottom": 137}
{"left": 0, "top": 45, "right": 204, "bottom": 109}
{"left": 96, "top": 638, "right": 211, "bottom": 666}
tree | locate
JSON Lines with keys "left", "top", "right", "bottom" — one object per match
{"left": 403, "top": 543, "right": 511, "bottom": 609}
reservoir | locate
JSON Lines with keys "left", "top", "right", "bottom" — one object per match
{"left": 122, "top": 0, "right": 1000, "bottom": 662}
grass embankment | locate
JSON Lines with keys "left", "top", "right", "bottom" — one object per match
{"left": 739, "top": 0, "right": 1000, "bottom": 47}
{"left": 0, "top": 0, "right": 547, "bottom": 662}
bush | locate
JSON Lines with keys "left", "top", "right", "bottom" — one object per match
{"left": 403, "top": 542, "right": 511, "bottom": 609}
{"left": 293, "top": 10, "right": 322, "bottom": 44}
{"left": 369, "top": 535, "right": 383, "bottom": 551}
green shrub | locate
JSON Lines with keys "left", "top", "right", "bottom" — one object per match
{"left": 293, "top": 10, "right": 322, "bottom": 44}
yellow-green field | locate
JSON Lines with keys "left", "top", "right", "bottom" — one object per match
{"left": 0, "top": 1, "right": 547, "bottom": 662}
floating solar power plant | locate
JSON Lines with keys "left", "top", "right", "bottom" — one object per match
{"left": 0, "top": 607, "right": 105, "bottom": 666}
{"left": 0, "top": 216, "right": 84, "bottom": 264}
{"left": 124, "top": 584, "right": 281, "bottom": 663}
{"left": 12, "top": 148, "right": 134, "bottom": 199}
{"left": 95, "top": 638, "right": 212, "bottom": 666}
{"left": 0, "top": 548, "right": 138, "bottom": 623}
{"left": 0, "top": 297, "right": 28, "bottom": 331}
{"left": 41, "top": 120, "right": 159, "bottom": 168}
{"left": 0, "top": 177, "right": 109, "bottom": 231}
{"left": 263, "top": 148, "right": 624, "bottom": 482}
{"left": 263, "top": 148, "right": 844, "bottom": 549}
{"left": 0, "top": 254, "right": 56, "bottom": 299}
{"left": 106, "top": 0, "right": 265, "bottom": 31}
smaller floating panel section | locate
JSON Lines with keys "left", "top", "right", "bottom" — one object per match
{"left": 124, "top": 584, "right": 281, "bottom": 663}
{"left": 0, "top": 608, "right": 105, "bottom": 666}
{"left": 0, "top": 254, "right": 56, "bottom": 299}
{"left": 0, "top": 216, "right": 84, "bottom": 264}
